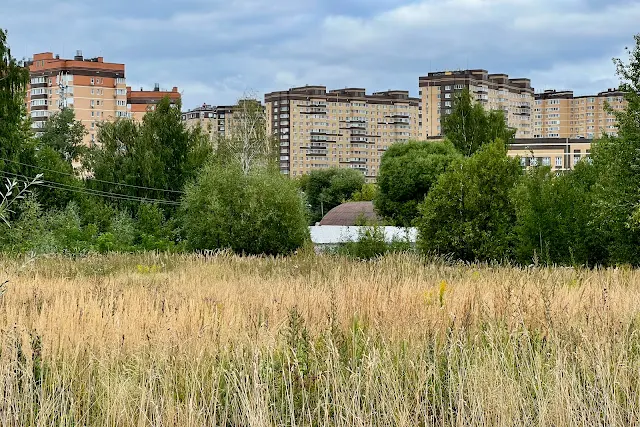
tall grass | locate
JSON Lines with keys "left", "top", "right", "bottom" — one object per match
{"left": 1, "top": 252, "right": 640, "bottom": 425}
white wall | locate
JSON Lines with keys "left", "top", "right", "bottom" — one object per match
{"left": 309, "top": 226, "right": 417, "bottom": 245}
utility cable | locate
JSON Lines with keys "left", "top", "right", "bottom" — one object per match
{"left": 0, "top": 157, "right": 185, "bottom": 194}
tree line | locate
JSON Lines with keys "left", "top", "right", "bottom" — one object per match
{"left": 2, "top": 28, "right": 640, "bottom": 266}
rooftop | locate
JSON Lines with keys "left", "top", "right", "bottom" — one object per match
{"left": 318, "top": 202, "right": 381, "bottom": 226}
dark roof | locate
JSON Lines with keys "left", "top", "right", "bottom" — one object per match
{"left": 318, "top": 202, "right": 381, "bottom": 226}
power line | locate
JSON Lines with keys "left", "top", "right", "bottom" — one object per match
{"left": 0, "top": 157, "right": 185, "bottom": 194}
{"left": 2, "top": 171, "right": 182, "bottom": 206}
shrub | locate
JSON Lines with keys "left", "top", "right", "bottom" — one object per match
{"left": 182, "top": 163, "right": 309, "bottom": 255}
{"left": 336, "top": 225, "right": 413, "bottom": 260}
{"left": 417, "top": 140, "right": 522, "bottom": 262}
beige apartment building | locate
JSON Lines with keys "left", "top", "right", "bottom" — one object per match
{"left": 419, "top": 69, "right": 534, "bottom": 140}
{"left": 181, "top": 104, "right": 235, "bottom": 141}
{"left": 508, "top": 138, "right": 593, "bottom": 171}
{"left": 26, "top": 51, "right": 179, "bottom": 146}
{"left": 533, "top": 89, "right": 626, "bottom": 139}
{"left": 264, "top": 86, "right": 420, "bottom": 181}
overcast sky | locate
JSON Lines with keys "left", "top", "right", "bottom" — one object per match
{"left": 3, "top": 0, "right": 638, "bottom": 109}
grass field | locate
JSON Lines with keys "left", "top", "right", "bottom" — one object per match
{"left": 1, "top": 251, "right": 640, "bottom": 426}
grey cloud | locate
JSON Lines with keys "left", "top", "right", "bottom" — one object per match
{"left": 2, "top": 0, "right": 638, "bottom": 107}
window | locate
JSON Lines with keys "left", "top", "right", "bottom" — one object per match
{"left": 555, "top": 157, "right": 562, "bottom": 167}
{"left": 444, "top": 93, "right": 451, "bottom": 99}
{"left": 542, "top": 157, "right": 551, "bottom": 166}
{"left": 444, "top": 86, "right": 451, "bottom": 91}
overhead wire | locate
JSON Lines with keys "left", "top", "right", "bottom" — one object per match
{"left": 1, "top": 170, "right": 182, "bottom": 206}
{"left": 0, "top": 157, "right": 185, "bottom": 194}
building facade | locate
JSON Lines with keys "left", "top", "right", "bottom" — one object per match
{"left": 533, "top": 89, "right": 626, "bottom": 139}
{"left": 419, "top": 69, "right": 534, "bottom": 139}
{"left": 264, "top": 86, "right": 420, "bottom": 181}
{"left": 26, "top": 51, "right": 179, "bottom": 146}
{"left": 27, "top": 51, "right": 127, "bottom": 145}
{"left": 181, "top": 104, "right": 235, "bottom": 141}
{"left": 127, "top": 85, "right": 181, "bottom": 122}
{"left": 508, "top": 138, "right": 593, "bottom": 171}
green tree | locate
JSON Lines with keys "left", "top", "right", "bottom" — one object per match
{"left": 417, "top": 140, "right": 522, "bottom": 262}
{"left": 589, "top": 34, "right": 640, "bottom": 265}
{"left": 85, "top": 97, "right": 212, "bottom": 205}
{"left": 375, "top": 140, "right": 461, "bottom": 226}
{"left": 442, "top": 88, "right": 516, "bottom": 156}
{"left": 302, "top": 168, "right": 365, "bottom": 224}
{"left": 0, "top": 28, "right": 35, "bottom": 178}
{"left": 38, "top": 108, "right": 87, "bottom": 163}
{"left": 182, "top": 162, "right": 309, "bottom": 255}
{"left": 512, "top": 162, "right": 602, "bottom": 265}
{"left": 349, "top": 183, "right": 377, "bottom": 202}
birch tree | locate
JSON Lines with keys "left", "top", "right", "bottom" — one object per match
{"left": 216, "top": 96, "right": 277, "bottom": 174}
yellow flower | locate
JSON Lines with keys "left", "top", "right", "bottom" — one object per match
{"left": 438, "top": 280, "right": 447, "bottom": 307}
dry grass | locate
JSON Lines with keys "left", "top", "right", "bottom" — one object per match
{"left": 1, "top": 251, "right": 640, "bottom": 425}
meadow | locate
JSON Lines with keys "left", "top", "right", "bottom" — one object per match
{"left": 1, "top": 251, "right": 640, "bottom": 426}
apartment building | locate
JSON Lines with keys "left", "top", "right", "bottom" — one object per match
{"left": 419, "top": 69, "right": 534, "bottom": 139}
{"left": 508, "top": 138, "right": 593, "bottom": 171}
{"left": 181, "top": 104, "right": 235, "bottom": 141}
{"left": 27, "top": 51, "right": 128, "bottom": 145}
{"left": 128, "top": 84, "right": 181, "bottom": 122}
{"left": 264, "top": 86, "right": 420, "bottom": 181}
{"left": 26, "top": 51, "right": 180, "bottom": 145}
{"left": 533, "top": 88, "right": 626, "bottom": 139}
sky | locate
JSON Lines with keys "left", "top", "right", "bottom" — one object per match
{"left": 3, "top": 0, "right": 638, "bottom": 109}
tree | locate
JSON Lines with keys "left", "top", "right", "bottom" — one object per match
{"left": 85, "top": 96, "right": 212, "bottom": 206}
{"left": 442, "top": 88, "right": 516, "bottom": 156}
{"left": 182, "top": 162, "right": 309, "bottom": 255}
{"left": 0, "top": 28, "right": 35, "bottom": 178}
{"left": 588, "top": 33, "right": 640, "bottom": 265}
{"left": 302, "top": 168, "right": 365, "bottom": 224}
{"left": 215, "top": 98, "right": 277, "bottom": 174}
{"left": 349, "top": 183, "right": 377, "bottom": 202}
{"left": 375, "top": 140, "right": 461, "bottom": 226}
{"left": 417, "top": 140, "right": 522, "bottom": 262}
{"left": 38, "top": 108, "right": 87, "bottom": 163}
{"left": 512, "top": 162, "right": 602, "bottom": 265}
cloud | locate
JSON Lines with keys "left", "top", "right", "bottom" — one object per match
{"left": 2, "top": 0, "right": 638, "bottom": 108}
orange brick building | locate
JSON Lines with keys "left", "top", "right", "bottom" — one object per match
{"left": 26, "top": 51, "right": 179, "bottom": 145}
{"left": 127, "top": 85, "right": 181, "bottom": 122}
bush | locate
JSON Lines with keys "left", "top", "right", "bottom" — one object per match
{"left": 336, "top": 226, "right": 413, "bottom": 260}
{"left": 182, "top": 163, "right": 309, "bottom": 255}
{"left": 417, "top": 140, "right": 522, "bottom": 262}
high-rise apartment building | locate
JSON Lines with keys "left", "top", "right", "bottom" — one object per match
{"left": 419, "top": 69, "right": 534, "bottom": 139}
{"left": 181, "top": 104, "right": 235, "bottom": 140}
{"left": 264, "top": 86, "right": 420, "bottom": 181}
{"left": 26, "top": 51, "right": 179, "bottom": 146}
{"left": 533, "top": 88, "right": 626, "bottom": 139}
{"left": 27, "top": 51, "right": 128, "bottom": 145}
{"left": 128, "top": 85, "right": 181, "bottom": 122}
